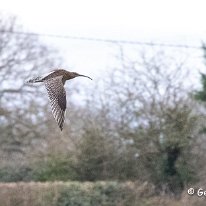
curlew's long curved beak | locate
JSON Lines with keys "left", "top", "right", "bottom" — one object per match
{"left": 78, "top": 74, "right": 92, "bottom": 80}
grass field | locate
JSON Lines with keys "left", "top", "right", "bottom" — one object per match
{"left": 0, "top": 181, "right": 203, "bottom": 206}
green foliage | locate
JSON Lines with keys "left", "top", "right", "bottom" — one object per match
{"left": 57, "top": 182, "right": 137, "bottom": 206}
{"left": 194, "top": 72, "right": 206, "bottom": 101}
{"left": 0, "top": 166, "right": 33, "bottom": 182}
{"left": 0, "top": 181, "right": 192, "bottom": 206}
{"left": 140, "top": 149, "right": 196, "bottom": 195}
{"left": 0, "top": 163, "right": 78, "bottom": 183}
{"left": 72, "top": 126, "right": 139, "bottom": 181}
{"left": 32, "top": 154, "right": 75, "bottom": 181}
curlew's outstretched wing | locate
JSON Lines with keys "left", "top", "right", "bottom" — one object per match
{"left": 44, "top": 76, "right": 66, "bottom": 130}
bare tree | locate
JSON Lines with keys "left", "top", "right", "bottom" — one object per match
{"left": 0, "top": 14, "right": 62, "bottom": 163}
{"left": 79, "top": 48, "right": 202, "bottom": 194}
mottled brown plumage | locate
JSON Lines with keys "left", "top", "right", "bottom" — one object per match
{"left": 27, "top": 69, "right": 92, "bottom": 130}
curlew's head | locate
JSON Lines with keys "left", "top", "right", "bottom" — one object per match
{"left": 70, "top": 72, "right": 92, "bottom": 80}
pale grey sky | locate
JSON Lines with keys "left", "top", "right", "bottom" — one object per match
{"left": 0, "top": 0, "right": 206, "bottom": 79}
{"left": 1, "top": 0, "right": 205, "bottom": 37}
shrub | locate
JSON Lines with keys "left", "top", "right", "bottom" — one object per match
{"left": 57, "top": 182, "right": 143, "bottom": 206}
{"left": 32, "top": 154, "right": 75, "bottom": 181}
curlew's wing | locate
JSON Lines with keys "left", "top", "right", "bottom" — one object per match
{"left": 44, "top": 76, "right": 66, "bottom": 130}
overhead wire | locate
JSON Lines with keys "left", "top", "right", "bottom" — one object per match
{"left": 0, "top": 30, "right": 202, "bottom": 50}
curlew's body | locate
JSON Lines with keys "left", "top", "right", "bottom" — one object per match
{"left": 27, "top": 69, "right": 92, "bottom": 131}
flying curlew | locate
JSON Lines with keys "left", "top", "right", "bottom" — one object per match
{"left": 27, "top": 69, "right": 92, "bottom": 131}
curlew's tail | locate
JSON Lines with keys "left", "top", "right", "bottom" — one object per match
{"left": 26, "top": 76, "right": 43, "bottom": 83}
